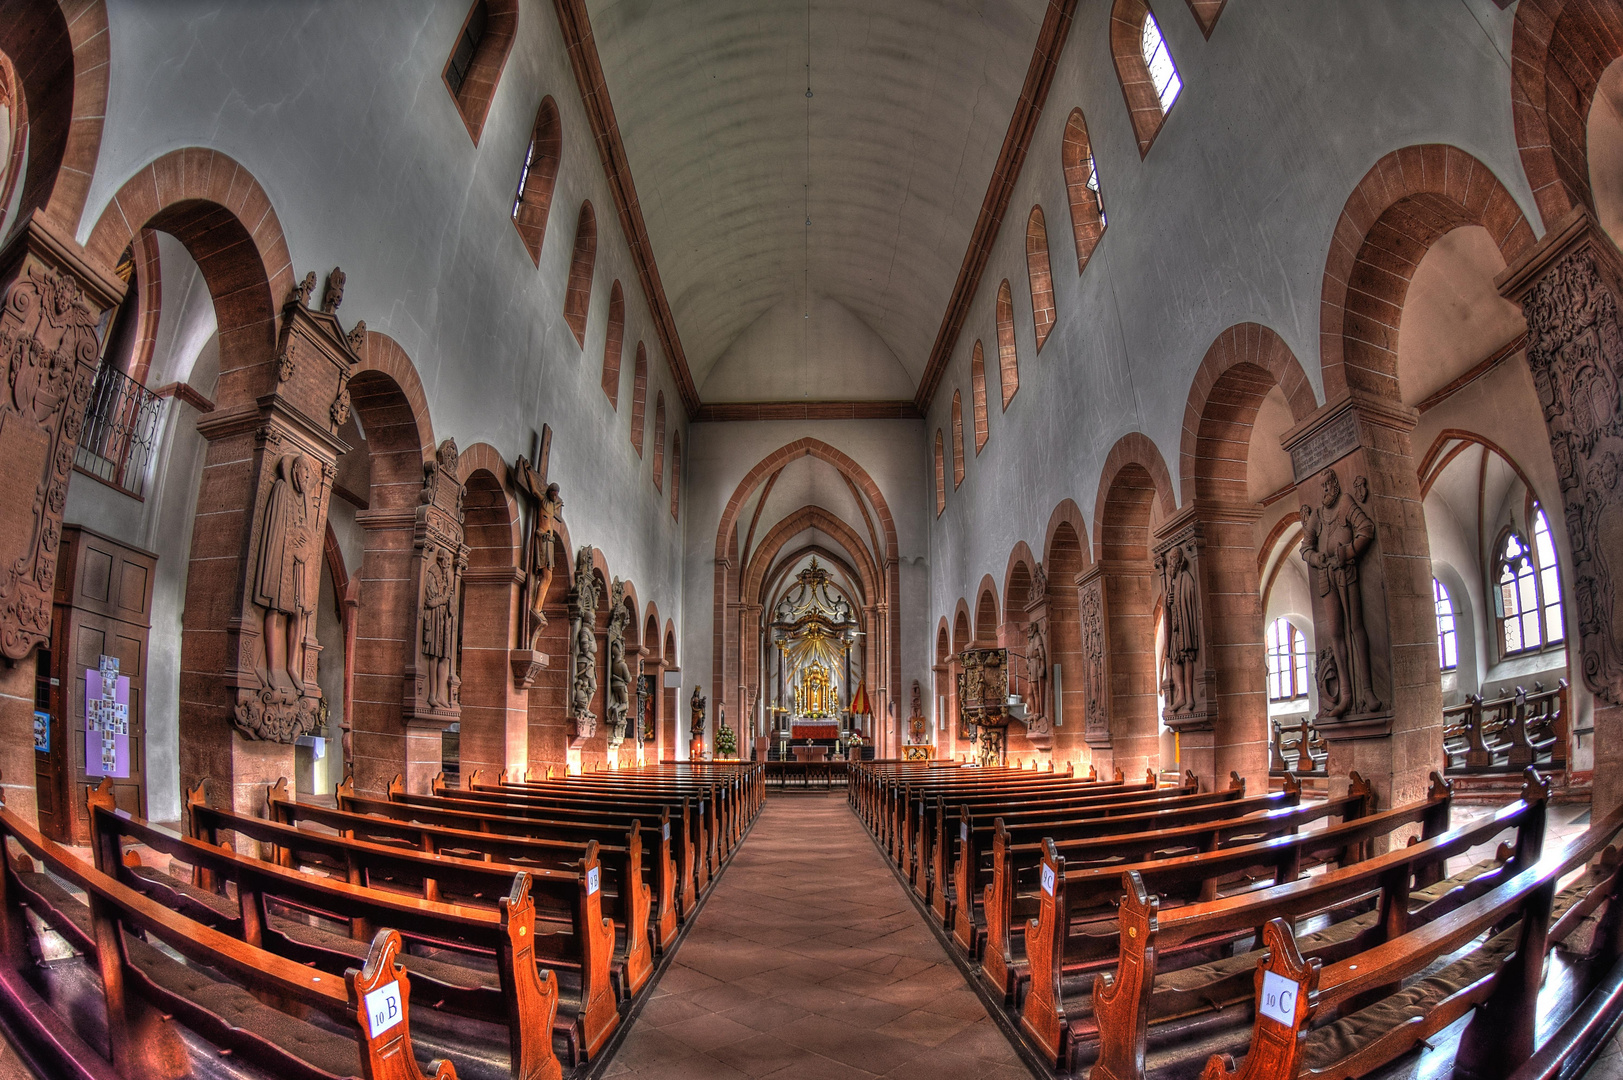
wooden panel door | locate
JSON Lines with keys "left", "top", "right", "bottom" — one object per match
{"left": 49, "top": 527, "right": 156, "bottom": 842}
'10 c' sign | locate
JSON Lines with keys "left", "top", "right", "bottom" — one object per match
{"left": 1259, "top": 969, "right": 1299, "bottom": 1027}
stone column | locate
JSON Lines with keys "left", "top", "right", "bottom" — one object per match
{"left": 1151, "top": 511, "right": 1219, "bottom": 788}
{"left": 1498, "top": 208, "right": 1623, "bottom": 820}
{"left": 1279, "top": 391, "right": 1440, "bottom": 817}
{"left": 190, "top": 272, "right": 359, "bottom": 815}
{"left": 457, "top": 562, "right": 525, "bottom": 784}
{"left": 0, "top": 215, "right": 125, "bottom": 821}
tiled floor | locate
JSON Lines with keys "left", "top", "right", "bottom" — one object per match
{"left": 604, "top": 794, "right": 1033, "bottom": 1080}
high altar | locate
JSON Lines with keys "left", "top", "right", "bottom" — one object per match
{"left": 768, "top": 560, "right": 861, "bottom": 741}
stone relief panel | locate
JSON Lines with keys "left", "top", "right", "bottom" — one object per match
{"left": 569, "top": 546, "right": 600, "bottom": 741}
{"left": 404, "top": 439, "right": 468, "bottom": 726}
{"left": 1077, "top": 567, "right": 1112, "bottom": 749}
{"left": 606, "top": 578, "right": 632, "bottom": 749}
{"left": 1297, "top": 467, "right": 1387, "bottom": 726}
{"left": 1153, "top": 523, "right": 1216, "bottom": 731}
{"left": 1518, "top": 246, "right": 1623, "bottom": 705}
{"left": 231, "top": 268, "right": 359, "bottom": 742}
{"left": 0, "top": 256, "right": 107, "bottom": 661}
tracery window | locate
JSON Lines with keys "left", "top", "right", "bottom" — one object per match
{"left": 1265, "top": 617, "right": 1308, "bottom": 702}
{"left": 1433, "top": 578, "right": 1458, "bottom": 673}
{"left": 1496, "top": 507, "right": 1564, "bottom": 656}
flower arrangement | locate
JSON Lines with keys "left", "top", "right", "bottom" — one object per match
{"left": 714, "top": 723, "right": 737, "bottom": 757}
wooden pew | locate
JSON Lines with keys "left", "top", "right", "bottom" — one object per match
{"left": 446, "top": 772, "right": 724, "bottom": 894}
{"left": 90, "top": 786, "right": 598, "bottom": 1070}
{"left": 976, "top": 776, "right": 1375, "bottom": 999}
{"left": 951, "top": 776, "right": 1294, "bottom": 957}
{"left": 1059, "top": 773, "right": 1555, "bottom": 1078}
{"left": 266, "top": 779, "right": 678, "bottom": 954}
{"left": 343, "top": 777, "right": 703, "bottom": 921}
{"left": 1200, "top": 789, "right": 1623, "bottom": 1080}
{"left": 0, "top": 795, "right": 463, "bottom": 1080}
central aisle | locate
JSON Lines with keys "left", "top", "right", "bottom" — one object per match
{"left": 605, "top": 795, "right": 1032, "bottom": 1080}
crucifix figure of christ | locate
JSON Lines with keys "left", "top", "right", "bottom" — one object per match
{"left": 514, "top": 454, "right": 563, "bottom": 652}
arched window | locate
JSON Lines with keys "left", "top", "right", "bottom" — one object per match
{"left": 1496, "top": 507, "right": 1565, "bottom": 655}
{"left": 511, "top": 97, "right": 561, "bottom": 265}
{"left": 443, "top": 0, "right": 518, "bottom": 144}
{"left": 652, "top": 392, "right": 666, "bottom": 493}
{"left": 1061, "top": 109, "right": 1106, "bottom": 275}
{"left": 670, "top": 433, "right": 682, "bottom": 521}
{"left": 563, "top": 202, "right": 597, "bottom": 346}
{"left": 601, "top": 281, "right": 624, "bottom": 406}
{"left": 1026, "top": 206, "right": 1056, "bottom": 352}
{"left": 951, "top": 391, "right": 965, "bottom": 489}
{"left": 1434, "top": 578, "right": 1459, "bottom": 672}
{"left": 996, "top": 280, "right": 1018, "bottom": 409}
{"left": 970, "top": 341, "right": 989, "bottom": 454}
{"left": 934, "top": 430, "right": 946, "bottom": 517}
{"left": 630, "top": 342, "right": 648, "bottom": 456}
{"left": 1110, "top": 0, "right": 1180, "bottom": 155}
{"left": 1265, "top": 617, "right": 1308, "bottom": 702}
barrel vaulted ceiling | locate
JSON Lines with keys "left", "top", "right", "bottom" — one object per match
{"left": 582, "top": 0, "right": 1051, "bottom": 404}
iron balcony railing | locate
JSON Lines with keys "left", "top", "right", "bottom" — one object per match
{"left": 74, "top": 364, "right": 165, "bottom": 498}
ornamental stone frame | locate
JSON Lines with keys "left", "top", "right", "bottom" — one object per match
{"left": 1499, "top": 208, "right": 1623, "bottom": 821}
{"left": 0, "top": 215, "right": 125, "bottom": 823}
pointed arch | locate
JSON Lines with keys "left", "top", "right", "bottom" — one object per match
{"left": 563, "top": 201, "right": 597, "bottom": 346}
{"left": 511, "top": 95, "right": 561, "bottom": 264}
{"left": 951, "top": 390, "right": 965, "bottom": 489}
{"left": 1027, "top": 205, "right": 1056, "bottom": 351}
{"left": 1110, "top": 0, "right": 1180, "bottom": 156}
{"left": 996, "top": 280, "right": 1018, "bottom": 409}
{"left": 443, "top": 0, "right": 518, "bottom": 145}
{"left": 652, "top": 391, "right": 666, "bottom": 492}
{"left": 601, "top": 280, "right": 624, "bottom": 406}
{"left": 630, "top": 342, "right": 648, "bottom": 455}
{"left": 1062, "top": 108, "right": 1107, "bottom": 275}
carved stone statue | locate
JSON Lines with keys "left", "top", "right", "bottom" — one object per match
{"left": 690, "top": 685, "right": 706, "bottom": 736}
{"left": 1025, "top": 619, "right": 1048, "bottom": 720}
{"left": 321, "top": 267, "right": 345, "bottom": 314}
{"left": 569, "top": 546, "right": 599, "bottom": 739}
{"left": 1300, "top": 468, "right": 1382, "bottom": 718}
{"left": 252, "top": 454, "right": 314, "bottom": 698}
{"left": 290, "top": 270, "right": 317, "bottom": 308}
{"left": 1160, "top": 544, "right": 1201, "bottom": 713}
{"left": 421, "top": 545, "right": 457, "bottom": 708}
{"left": 606, "top": 579, "right": 632, "bottom": 747}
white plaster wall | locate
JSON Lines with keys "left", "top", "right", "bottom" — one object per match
{"left": 86, "top": 0, "right": 687, "bottom": 636}
{"left": 681, "top": 419, "right": 930, "bottom": 755}
{"left": 925, "top": 0, "right": 1536, "bottom": 634}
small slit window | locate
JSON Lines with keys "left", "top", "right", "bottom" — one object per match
{"left": 934, "top": 431, "right": 946, "bottom": 517}
{"left": 445, "top": 1, "right": 487, "bottom": 98}
{"left": 1026, "top": 206, "right": 1056, "bottom": 351}
{"left": 511, "top": 98, "right": 561, "bottom": 264}
{"left": 670, "top": 434, "right": 682, "bottom": 521}
{"left": 951, "top": 391, "right": 965, "bottom": 489}
{"left": 996, "top": 280, "right": 1018, "bottom": 410}
{"left": 1061, "top": 109, "right": 1107, "bottom": 274}
{"left": 1140, "top": 11, "right": 1181, "bottom": 112}
{"left": 630, "top": 343, "right": 648, "bottom": 456}
{"left": 652, "top": 392, "right": 666, "bottom": 493}
{"left": 442, "top": 0, "right": 517, "bottom": 144}
{"left": 601, "top": 281, "right": 624, "bottom": 406}
{"left": 563, "top": 202, "right": 597, "bottom": 346}
{"left": 970, "top": 341, "right": 989, "bottom": 454}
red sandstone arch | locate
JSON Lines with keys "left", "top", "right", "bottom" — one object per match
{"left": 1, "top": 0, "right": 109, "bottom": 235}
{"left": 643, "top": 603, "right": 660, "bottom": 661}
{"left": 1043, "top": 499, "right": 1092, "bottom": 574}
{"left": 974, "top": 577, "right": 999, "bottom": 643}
{"left": 1511, "top": 0, "right": 1623, "bottom": 229}
{"left": 937, "top": 618, "right": 951, "bottom": 664}
{"left": 88, "top": 149, "right": 295, "bottom": 405}
{"left": 760, "top": 544, "right": 867, "bottom": 609}
{"left": 1092, "top": 432, "right": 1175, "bottom": 556}
{"left": 1043, "top": 502, "right": 1090, "bottom": 764}
{"left": 743, "top": 507, "right": 880, "bottom": 605}
{"left": 953, "top": 604, "right": 972, "bottom": 653}
{"left": 1178, "top": 323, "right": 1317, "bottom": 502}
{"left": 1003, "top": 542, "right": 1039, "bottom": 626}
{"left": 1319, "top": 145, "right": 1535, "bottom": 403}
{"left": 457, "top": 445, "right": 522, "bottom": 784}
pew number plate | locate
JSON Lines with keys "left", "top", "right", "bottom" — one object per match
{"left": 365, "top": 980, "right": 403, "bottom": 1037}
{"left": 1041, "top": 865, "right": 1056, "bottom": 896}
{"left": 663, "top": 823, "right": 671, "bottom": 840}
{"left": 1259, "top": 970, "right": 1299, "bottom": 1026}
{"left": 587, "top": 867, "right": 600, "bottom": 895}
{"left": 961, "top": 823, "right": 969, "bottom": 842}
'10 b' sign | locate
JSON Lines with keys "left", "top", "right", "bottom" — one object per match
{"left": 365, "top": 979, "right": 403, "bottom": 1037}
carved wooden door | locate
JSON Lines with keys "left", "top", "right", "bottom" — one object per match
{"left": 51, "top": 527, "right": 155, "bottom": 842}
